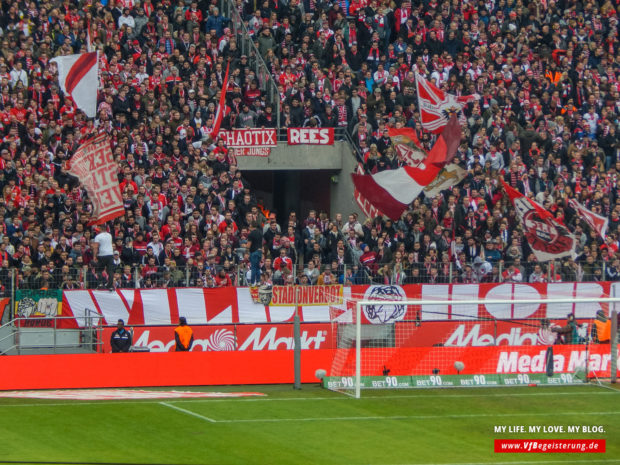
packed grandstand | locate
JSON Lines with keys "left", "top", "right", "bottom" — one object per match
{"left": 0, "top": 0, "right": 618, "bottom": 293}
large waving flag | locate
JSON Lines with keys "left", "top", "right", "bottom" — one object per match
{"left": 387, "top": 125, "right": 466, "bottom": 200}
{"left": 423, "top": 163, "right": 467, "bottom": 198}
{"left": 353, "top": 163, "right": 384, "bottom": 219}
{"left": 568, "top": 199, "right": 608, "bottom": 239}
{"left": 387, "top": 127, "right": 420, "bottom": 147}
{"left": 502, "top": 180, "right": 575, "bottom": 261}
{"left": 51, "top": 52, "right": 98, "bottom": 118}
{"left": 66, "top": 134, "right": 124, "bottom": 225}
{"left": 416, "top": 73, "right": 477, "bottom": 134}
{"left": 387, "top": 127, "right": 425, "bottom": 167}
{"left": 352, "top": 115, "right": 461, "bottom": 220}
{"left": 211, "top": 60, "right": 230, "bottom": 139}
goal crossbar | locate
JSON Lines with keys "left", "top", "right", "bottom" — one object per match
{"left": 354, "top": 297, "right": 620, "bottom": 307}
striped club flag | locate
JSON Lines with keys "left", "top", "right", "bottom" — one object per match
{"left": 51, "top": 52, "right": 98, "bottom": 118}
{"left": 416, "top": 72, "right": 477, "bottom": 134}
{"left": 351, "top": 115, "right": 461, "bottom": 220}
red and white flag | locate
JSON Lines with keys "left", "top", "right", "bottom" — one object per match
{"left": 66, "top": 134, "right": 124, "bottom": 225}
{"left": 416, "top": 72, "right": 477, "bottom": 134}
{"left": 502, "top": 181, "right": 576, "bottom": 261}
{"left": 387, "top": 127, "right": 425, "bottom": 167}
{"left": 353, "top": 163, "right": 384, "bottom": 219}
{"left": 51, "top": 52, "right": 98, "bottom": 118}
{"left": 387, "top": 127, "right": 421, "bottom": 147}
{"left": 352, "top": 115, "right": 461, "bottom": 220}
{"left": 212, "top": 60, "right": 230, "bottom": 139}
{"left": 568, "top": 199, "right": 608, "bottom": 239}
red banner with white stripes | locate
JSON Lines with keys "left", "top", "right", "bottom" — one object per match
{"left": 61, "top": 282, "right": 620, "bottom": 329}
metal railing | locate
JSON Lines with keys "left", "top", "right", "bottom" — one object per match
{"left": 2, "top": 258, "right": 615, "bottom": 296}
{"left": 218, "top": 0, "right": 366, "bottom": 178}
{"left": 0, "top": 309, "right": 103, "bottom": 355}
{"left": 223, "top": 0, "right": 280, "bottom": 128}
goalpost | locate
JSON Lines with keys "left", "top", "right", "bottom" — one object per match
{"left": 325, "top": 295, "right": 620, "bottom": 398}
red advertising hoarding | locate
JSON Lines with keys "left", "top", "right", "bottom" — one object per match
{"left": 332, "top": 345, "right": 617, "bottom": 377}
{"left": 0, "top": 344, "right": 614, "bottom": 390}
{"left": 101, "top": 324, "right": 334, "bottom": 353}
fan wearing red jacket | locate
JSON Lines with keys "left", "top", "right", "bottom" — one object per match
{"left": 9, "top": 99, "right": 28, "bottom": 124}
{"left": 273, "top": 247, "right": 293, "bottom": 272}
{"left": 218, "top": 211, "right": 238, "bottom": 234}
{"left": 359, "top": 243, "right": 377, "bottom": 273}
{"left": 184, "top": 2, "right": 203, "bottom": 22}
{"left": 215, "top": 268, "right": 233, "bottom": 287}
{"left": 394, "top": 2, "right": 411, "bottom": 33}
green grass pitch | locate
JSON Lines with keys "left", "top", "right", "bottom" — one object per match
{"left": 0, "top": 384, "right": 618, "bottom": 465}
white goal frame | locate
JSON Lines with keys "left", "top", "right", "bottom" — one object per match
{"left": 351, "top": 297, "right": 620, "bottom": 399}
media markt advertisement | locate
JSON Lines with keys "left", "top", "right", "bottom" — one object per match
{"left": 100, "top": 323, "right": 334, "bottom": 353}
{"left": 15, "top": 289, "right": 63, "bottom": 327}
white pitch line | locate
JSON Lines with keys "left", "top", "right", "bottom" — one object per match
{"left": 596, "top": 383, "right": 620, "bottom": 393}
{"left": 215, "top": 410, "right": 620, "bottom": 424}
{"left": 181, "top": 389, "right": 618, "bottom": 404}
{"left": 0, "top": 389, "right": 615, "bottom": 408}
{"left": 159, "top": 401, "right": 217, "bottom": 423}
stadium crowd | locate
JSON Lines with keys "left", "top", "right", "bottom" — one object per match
{"left": 0, "top": 0, "right": 618, "bottom": 293}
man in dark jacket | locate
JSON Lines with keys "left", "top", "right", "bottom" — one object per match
{"left": 110, "top": 319, "right": 132, "bottom": 353}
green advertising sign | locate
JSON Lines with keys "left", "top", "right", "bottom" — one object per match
{"left": 323, "top": 373, "right": 583, "bottom": 390}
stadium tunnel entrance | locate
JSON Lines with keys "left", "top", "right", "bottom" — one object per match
{"left": 244, "top": 170, "right": 333, "bottom": 224}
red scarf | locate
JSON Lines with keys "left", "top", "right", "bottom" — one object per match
{"left": 336, "top": 105, "right": 347, "bottom": 125}
{"left": 348, "top": 27, "right": 357, "bottom": 47}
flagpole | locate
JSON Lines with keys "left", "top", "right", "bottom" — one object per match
{"left": 86, "top": 20, "right": 93, "bottom": 53}
{"left": 89, "top": 25, "right": 99, "bottom": 127}
{"left": 95, "top": 50, "right": 99, "bottom": 123}
{"left": 211, "top": 59, "right": 230, "bottom": 140}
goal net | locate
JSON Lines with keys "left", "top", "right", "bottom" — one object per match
{"left": 326, "top": 289, "right": 620, "bottom": 397}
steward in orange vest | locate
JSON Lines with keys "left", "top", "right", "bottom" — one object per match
{"left": 175, "top": 317, "right": 194, "bottom": 351}
{"left": 590, "top": 310, "right": 611, "bottom": 343}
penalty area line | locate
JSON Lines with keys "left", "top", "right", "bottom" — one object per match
{"left": 159, "top": 402, "right": 217, "bottom": 423}
{"left": 215, "top": 410, "right": 620, "bottom": 424}
{"left": 0, "top": 388, "right": 615, "bottom": 408}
